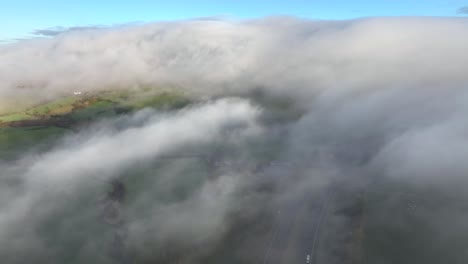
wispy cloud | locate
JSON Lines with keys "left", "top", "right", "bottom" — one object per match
{"left": 457, "top": 6, "right": 468, "bottom": 14}
{"left": 31, "top": 25, "right": 105, "bottom": 36}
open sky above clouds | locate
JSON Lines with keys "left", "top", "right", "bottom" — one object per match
{"left": 2, "top": 0, "right": 468, "bottom": 42}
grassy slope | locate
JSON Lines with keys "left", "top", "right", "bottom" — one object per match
{"left": 0, "top": 88, "right": 191, "bottom": 159}
{"left": 0, "top": 127, "right": 68, "bottom": 159}
{"left": 0, "top": 88, "right": 190, "bottom": 124}
{"left": 0, "top": 97, "right": 82, "bottom": 122}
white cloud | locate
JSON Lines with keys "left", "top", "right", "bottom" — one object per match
{"left": 2, "top": 16, "right": 468, "bottom": 263}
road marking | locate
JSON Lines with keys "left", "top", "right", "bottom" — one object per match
{"left": 308, "top": 188, "right": 330, "bottom": 264}
{"left": 262, "top": 211, "right": 282, "bottom": 264}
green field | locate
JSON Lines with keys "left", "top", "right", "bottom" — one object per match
{"left": 0, "top": 127, "right": 69, "bottom": 160}
{"left": 0, "top": 87, "right": 191, "bottom": 125}
{"left": 0, "top": 87, "right": 192, "bottom": 162}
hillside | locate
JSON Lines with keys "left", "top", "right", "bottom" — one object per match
{"left": 0, "top": 88, "right": 190, "bottom": 127}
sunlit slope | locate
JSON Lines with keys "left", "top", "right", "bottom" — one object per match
{"left": 0, "top": 88, "right": 190, "bottom": 125}
{"left": 0, "top": 88, "right": 191, "bottom": 160}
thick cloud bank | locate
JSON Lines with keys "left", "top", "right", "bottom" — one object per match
{"left": 2, "top": 16, "right": 468, "bottom": 263}
{"left": 1, "top": 17, "right": 468, "bottom": 102}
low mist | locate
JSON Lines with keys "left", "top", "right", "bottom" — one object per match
{"left": 1, "top": 16, "right": 468, "bottom": 263}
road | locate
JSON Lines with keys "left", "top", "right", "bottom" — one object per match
{"left": 262, "top": 185, "right": 331, "bottom": 264}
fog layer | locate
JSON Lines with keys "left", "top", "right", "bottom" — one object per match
{"left": 1, "top": 17, "right": 468, "bottom": 263}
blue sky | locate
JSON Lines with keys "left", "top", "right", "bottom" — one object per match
{"left": 2, "top": 0, "right": 468, "bottom": 41}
